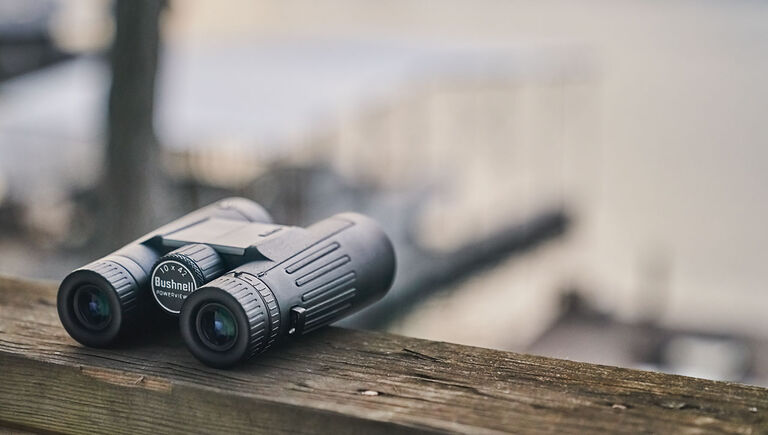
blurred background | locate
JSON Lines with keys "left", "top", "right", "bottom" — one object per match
{"left": 1, "top": 0, "right": 768, "bottom": 385}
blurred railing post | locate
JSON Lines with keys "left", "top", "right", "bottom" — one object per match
{"left": 103, "top": 0, "right": 167, "bottom": 246}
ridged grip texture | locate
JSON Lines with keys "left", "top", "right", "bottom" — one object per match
{"left": 211, "top": 275, "right": 280, "bottom": 357}
{"left": 83, "top": 259, "right": 139, "bottom": 315}
{"left": 285, "top": 242, "right": 358, "bottom": 333}
{"left": 160, "top": 243, "right": 224, "bottom": 284}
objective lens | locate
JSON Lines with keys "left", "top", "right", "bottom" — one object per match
{"left": 74, "top": 285, "right": 112, "bottom": 330}
{"left": 196, "top": 303, "right": 238, "bottom": 351}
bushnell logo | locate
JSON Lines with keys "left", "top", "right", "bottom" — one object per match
{"left": 151, "top": 260, "right": 197, "bottom": 313}
{"left": 154, "top": 276, "right": 193, "bottom": 292}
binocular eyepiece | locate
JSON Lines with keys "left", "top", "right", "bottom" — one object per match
{"left": 57, "top": 198, "right": 396, "bottom": 368}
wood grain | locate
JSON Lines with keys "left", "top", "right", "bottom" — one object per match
{"left": 0, "top": 274, "right": 766, "bottom": 434}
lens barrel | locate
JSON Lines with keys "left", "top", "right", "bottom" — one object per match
{"left": 58, "top": 258, "right": 143, "bottom": 347}
{"left": 179, "top": 212, "right": 396, "bottom": 368}
{"left": 180, "top": 275, "right": 280, "bottom": 368}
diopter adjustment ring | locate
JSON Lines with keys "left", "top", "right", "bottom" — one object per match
{"left": 212, "top": 275, "right": 280, "bottom": 357}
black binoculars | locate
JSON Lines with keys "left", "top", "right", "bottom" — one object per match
{"left": 57, "top": 198, "right": 395, "bottom": 368}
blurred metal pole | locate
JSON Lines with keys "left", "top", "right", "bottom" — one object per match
{"left": 342, "top": 208, "right": 570, "bottom": 329}
{"left": 103, "top": 0, "right": 166, "bottom": 246}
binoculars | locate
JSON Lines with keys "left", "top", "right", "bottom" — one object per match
{"left": 57, "top": 198, "right": 395, "bottom": 368}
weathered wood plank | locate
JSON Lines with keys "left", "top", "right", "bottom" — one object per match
{"left": 0, "top": 274, "right": 766, "bottom": 434}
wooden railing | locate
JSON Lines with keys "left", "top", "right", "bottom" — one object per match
{"left": 0, "top": 275, "right": 765, "bottom": 434}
